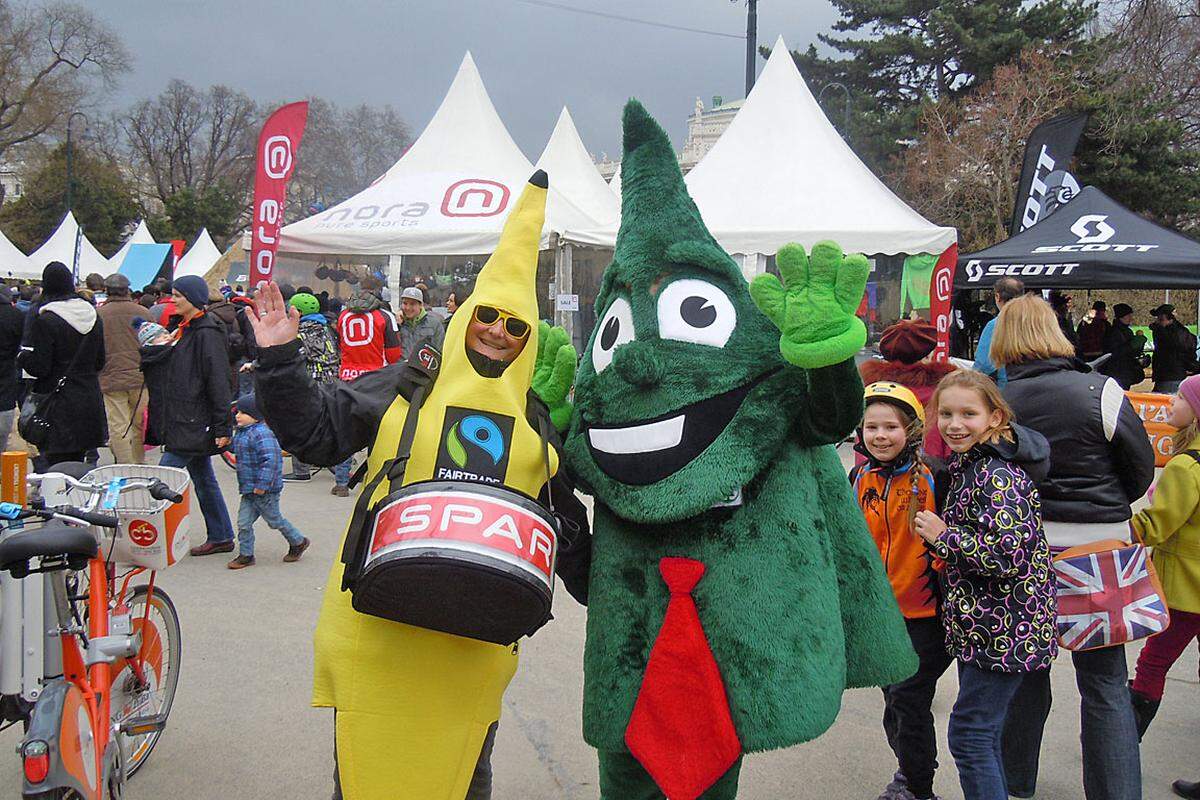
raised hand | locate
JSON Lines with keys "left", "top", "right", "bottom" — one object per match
{"left": 247, "top": 282, "right": 300, "bottom": 349}
{"left": 749, "top": 241, "right": 869, "bottom": 369}
{"left": 531, "top": 320, "right": 578, "bottom": 432}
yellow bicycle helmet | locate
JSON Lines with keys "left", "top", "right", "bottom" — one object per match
{"left": 863, "top": 381, "right": 925, "bottom": 426}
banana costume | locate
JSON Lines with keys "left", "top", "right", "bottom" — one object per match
{"left": 310, "top": 173, "right": 556, "bottom": 800}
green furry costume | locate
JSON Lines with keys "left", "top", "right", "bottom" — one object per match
{"left": 563, "top": 101, "right": 917, "bottom": 799}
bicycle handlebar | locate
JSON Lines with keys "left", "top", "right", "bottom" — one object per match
{"left": 0, "top": 502, "right": 119, "bottom": 528}
{"left": 26, "top": 472, "right": 184, "bottom": 505}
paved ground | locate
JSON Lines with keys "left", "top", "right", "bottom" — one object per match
{"left": 2, "top": 447, "right": 1197, "bottom": 799}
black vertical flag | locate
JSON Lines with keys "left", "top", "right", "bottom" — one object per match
{"left": 1010, "top": 112, "right": 1089, "bottom": 235}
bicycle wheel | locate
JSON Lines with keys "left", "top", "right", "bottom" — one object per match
{"left": 109, "top": 584, "right": 181, "bottom": 777}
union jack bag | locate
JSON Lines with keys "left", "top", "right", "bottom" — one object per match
{"left": 1053, "top": 539, "right": 1170, "bottom": 651}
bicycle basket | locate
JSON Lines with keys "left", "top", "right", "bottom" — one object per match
{"left": 70, "top": 465, "right": 192, "bottom": 569}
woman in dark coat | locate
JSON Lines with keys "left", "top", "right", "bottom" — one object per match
{"left": 18, "top": 262, "right": 106, "bottom": 470}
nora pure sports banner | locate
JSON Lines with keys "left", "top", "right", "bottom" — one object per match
{"left": 928, "top": 243, "right": 958, "bottom": 363}
{"left": 251, "top": 101, "right": 308, "bottom": 285}
{"left": 1010, "top": 111, "right": 1088, "bottom": 235}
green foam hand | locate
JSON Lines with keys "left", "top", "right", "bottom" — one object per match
{"left": 750, "top": 240, "right": 870, "bottom": 369}
{"left": 532, "top": 320, "right": 578, "bottom": 432}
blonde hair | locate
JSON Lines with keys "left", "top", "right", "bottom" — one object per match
{"left": 1173, "top": 420, "right": 1200, "bottom": 456}
{"left": 932, "top": 369, "right": 1015, "bottom": 446}
{"left": 989, "top": 294, "right": 1076, "bottom": 368}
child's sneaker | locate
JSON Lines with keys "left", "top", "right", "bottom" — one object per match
{"left": 284, "top": 538, "right": 310, "bottom": 563}
{"left": 227, "top": 555, "right": 255, "bottom": 570}
{"left": 331, "top": 485, "right": 350, "bottom": 497}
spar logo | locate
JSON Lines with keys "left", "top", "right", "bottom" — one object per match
{"left": 262, "top": 135, "right": 294, "bottom": 179}
{"left": 128, "top": 519, "right": 159, "bottom": 547}
{"left": 1070, "top": 214, "right": 1115, "bottom": 243}
{"left": 441, "top": 179, "right": 510, "bottom": 217}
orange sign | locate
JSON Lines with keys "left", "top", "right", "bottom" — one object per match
{"left": 1126, "top": 392, "right": 1177, "bottom": 467}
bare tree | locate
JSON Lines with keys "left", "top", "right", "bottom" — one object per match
{"left": 0, "top": 1, "right": 129, "bottom": 175}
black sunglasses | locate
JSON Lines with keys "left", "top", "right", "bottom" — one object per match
{"left": 474, "top": 305, "right": 530, "bottom": 339}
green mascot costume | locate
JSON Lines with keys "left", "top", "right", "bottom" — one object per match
{"left": 563, "top": 101, "right": 917, "bottom": 799}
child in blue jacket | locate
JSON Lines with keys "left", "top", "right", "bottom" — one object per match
{"left": 229, "top": 393, "right": 309, "bottom": 569}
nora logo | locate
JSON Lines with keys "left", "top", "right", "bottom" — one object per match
{"left": 436, "top": 408, "right": 514, "bottom": 484}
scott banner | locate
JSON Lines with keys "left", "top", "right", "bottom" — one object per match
{"left": 251, "top": 101, "right": 309, "bottom": 285}
{"left": 1010, "top": 111, "right": 1088, "bottom": 235}
{"left": 928, "top": 243, "right": 958, "bottom": 363}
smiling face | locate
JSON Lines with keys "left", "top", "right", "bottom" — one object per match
{"left": 937, "top": 385, "right": 1003, "bottom": 453}
{"left": 862, "top": 402, "right": 909, "bottom": 463}
{"left": 465, "top": 306, "right": 529, "bottom": 363}
{"left": 1169, "top": 392, "right": 1196, "bottom": 429}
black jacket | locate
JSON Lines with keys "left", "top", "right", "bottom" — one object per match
{"left": 253, "top": 339, "right": 592, "bottom": 604}
{"left": 1003, "top": 358, "right": 1155, "bottom": 523}
{"left": 0, "top": 292, "right": 25, "bottom": 410}
{"left": 140, "top": 313, "right": 232, "bottom": 456}
{"left": 17, "top": 297, "right": 107, "bottom": 453}
{"left": 1150, "top": 319, "right": 1198, "bottom": 383}
{"left": 1098, "top": 321, "right": 1146, "bottom": 390}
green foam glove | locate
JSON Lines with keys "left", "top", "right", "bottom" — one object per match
{"left": 750, "top": 241, "right": 869, "bottom": 369}
{"left": 532, "top": 320, "right": 578, "bottom": 432}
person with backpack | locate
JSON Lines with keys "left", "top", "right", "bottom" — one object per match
{"left": 1150, "top": 304, "right": 1199, "bottom": 394}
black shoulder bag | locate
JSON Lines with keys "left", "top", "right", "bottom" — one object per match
{"left": 19, "top": 327, "right": 92, "bottom": 448}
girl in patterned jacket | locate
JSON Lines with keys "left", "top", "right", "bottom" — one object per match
{"left": 913, "top": 370, "right": 1057, "bottom": 800}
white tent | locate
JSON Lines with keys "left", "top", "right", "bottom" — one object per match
{"left": 279, "top": 52, "right": 601, "bottom": 258}
{"left": 0, "top": 228, "right": 33, "bottom": 280}
{"left": 684, "top": 37, "right": 955, "bottom": 260}
{"left": 174, "top": 228, "right": 223, "bottom": 279}
{"left": 535, "top": 108, "right": 619, "bottom": 232}
{"left": 608, "top": 162, "right": 622, "bottom": 202}
{"left": 27, "top": 211, "right": 110, "bottom": 278}
{"left": 108, "top": 220, "right": 155, "bottom": 274}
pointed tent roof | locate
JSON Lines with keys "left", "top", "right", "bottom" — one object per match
{"left": 608, "top": 162, "right": 622, "bottom": 199}
{"left": 0, "top": 227, "right": 33, "bottom": 280}
{"left": 279, "top": 53, "right": 600, "bottom": 256}
{"left": 956, "top": 186, "right": 1200, "bottom": 289}
{"left": 108, "top": 220, "right": 155, "bottom": 275}
{"left": 27, "top": 211, "right": 109, "bottom": 278}
{"left": 535, "top": 108, "right": 619, "bottom": 230}
{"left": 174, "top": 229, "right": 223, "bottom": 279}
{"left": 688, "top": 37, "right": 955, "bottom": 256}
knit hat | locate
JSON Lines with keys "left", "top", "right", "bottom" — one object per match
{"left": 878, "top": 319, "right": 938, "bottom": 364}
{"left": 41, "top": 261, "right": 74, "bottom": 298}
{"left": 289, "top": 292, "right": 320, "bottom": 317}
{"left": 1179, "top": 375, "right": 1200, "bottom": 419}
{"left": 173, "top": 275, "right": 210, "bottom": 309}
{"left": 235, "top": 392, "right": 262, "bottom": 421}
{"left": 1113, "top": 303, "right": 1133, "bottom": 318}
{"left": 132, "top": 317, "right": 169, "bottom": 347}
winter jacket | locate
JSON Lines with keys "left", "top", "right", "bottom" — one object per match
{"left": 297, "top": 315, "right": 339, "bottom": 384}
{"left": 0, "top": 292, "right": 24, "bottom": 411}
{"left": 399, "top": 309, "right": 446, "bottom": 359}
{"left": 1132, "top": 434, "right": 1200, "bottom": 614}
{"left": 17, "top": 297, "right": 107, "bottom": 453}
{"left": 972, "top": 316, "right": 1006, "bottom": 386}
{"left": 139, "top": 312, "right": 232, "bottom": 456}
{"left": 1099, "top": 321, "right": 1146, "bottom": 390}
{"left": 850, "top": 448, "right": 945, "bottom": 619}
{"left": 252, "top": 338, "right": 592, "bottom": 603}
{"left": 1151, "top": 319, "right": 1198, "bottom": 384}
{"left": 97, "top": 296, "right": 145, "bottom": 394}
{"left": 930, "top": 423, "right": 1058, "bottom": 672}
{"left": 1077, "top": 313, "right": 1110, "bottom": 359}
{"left": 1003, "top": 358, "right": 1155, "bottom": 538}
{"left": 232, "top": 421, "right": 284, "bottom": 495}
{"left": 206, "top": 298, "right": 255, "bottom": 365}
{"left": 336, "top": 308, "right": 401, "bottom": 381}
{"left": 860, "top": 358, "right": 957, "bottom": 460}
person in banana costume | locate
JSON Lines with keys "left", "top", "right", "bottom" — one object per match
{"left": 250, "top": 171, "right": 589, "bottom": 800}
{"left": 563, "top": 101, "right": 917, "bottom": 799}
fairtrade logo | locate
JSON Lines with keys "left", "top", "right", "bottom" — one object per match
{"left": 262, "top": 135, "right": 294, "bottom": 179}
{"left": 1071, "top": 214, "right": 1115, "bottom": 244}
{"left": 441, "top": 179, "right": 510, "bottom": 218}
{"left": 446, "top": 415, "right": 505, "bottom": 469}
{"left": 128, "top": 519, "right": 158, "bottom": 547}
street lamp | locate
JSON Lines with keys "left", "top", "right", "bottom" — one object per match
{"left": 64, "top": 111, "right": 87, "bottom": 280}
{"left": 817, "top": 82, "right": 852, "bottom": 134}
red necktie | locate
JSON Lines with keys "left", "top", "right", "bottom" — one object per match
{"left": 625, "top": 557, "right": 742, "bottom": 800}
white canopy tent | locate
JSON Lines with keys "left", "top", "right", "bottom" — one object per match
{"left": 535, "top": 108, "right": 619, "bottom": 231}
{"left": 27, "top": 211, "right": 110, "bottom": 279}
{"left": 174, "top": 228, "right": 223, "bottom": 279}
{"left": 108, "top": 220, "right": 155, "bottom": 274}
{"left": 607, "top": 162, "right": 622, "bottom": 203}
{"left": 0, "top": 228, "right": 33, "bottom": 280}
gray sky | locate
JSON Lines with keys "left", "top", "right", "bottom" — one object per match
{"left": 96, "top": 0, "right": 838, "bottom": 162}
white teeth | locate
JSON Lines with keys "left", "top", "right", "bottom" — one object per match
{"left": 588, "top": 415, "right": 685, "bottom": 454}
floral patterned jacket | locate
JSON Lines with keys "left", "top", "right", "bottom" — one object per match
{"left": 931, "top": 424, "right": 1059, "bottom": 673}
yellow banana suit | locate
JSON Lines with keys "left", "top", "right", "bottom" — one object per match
{"left": 312, "top": 173, "right": 557, "bottom": 799}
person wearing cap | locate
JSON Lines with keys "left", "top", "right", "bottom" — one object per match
{"left": 398, "top": 285, "right": 444, "bottom": 357}
{"left": 972, "top": 276, "right": 1024, "bottom": 386}
{"left": 1099, "top": 303, "right": 1147, "bottom": 389}
{"left": 97, "top": 273, "right": 147, "bottom": 463}
{"left": 1077, "top": 300, "right": 1111, "bottom": 361}
{"left": 861, "top": 319, "right": 957, "bottom": 460}
{"left": 1150, "top": 303, "right": 1199, "bottom": 394}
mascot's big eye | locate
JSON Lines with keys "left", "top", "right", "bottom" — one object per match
{"left": 657, "top": 279, "right": 736, "bottom": 348}
{"left": 592, "top": 296, "right": 635, "bottom": 373}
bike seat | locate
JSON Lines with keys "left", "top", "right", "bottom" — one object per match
{"left": 0, "top": 522, "right": 98, "bottom": 577}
